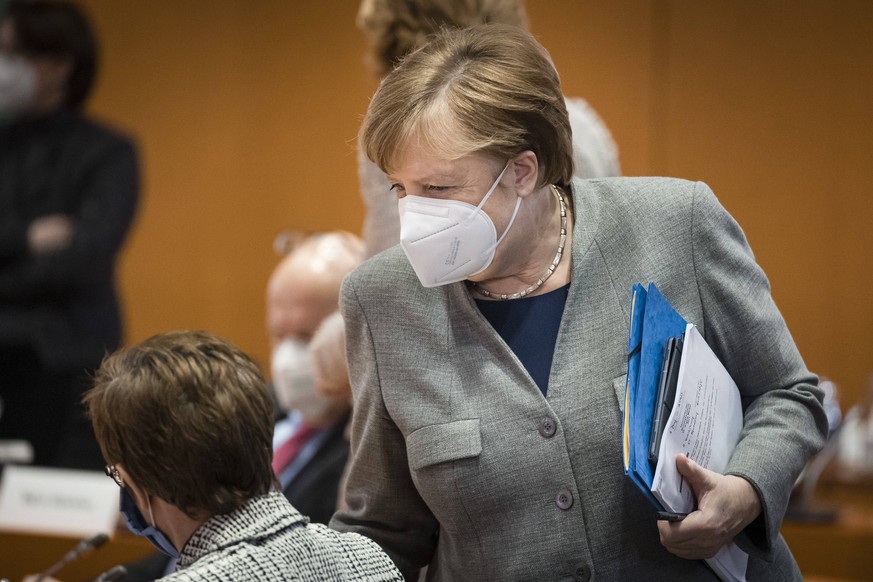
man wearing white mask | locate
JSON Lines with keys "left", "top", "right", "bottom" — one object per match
{"left": 266, "top": 231, "right": 365, "bottom": 525}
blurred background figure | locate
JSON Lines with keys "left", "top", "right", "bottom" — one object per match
{"left": 266, "top": 230, "right": 364, "bottom": 524}
{"left": 836, "top": 375, "right": 873, "bottom": 482}
{"left": 355, "top": 0, "right": 621, "bottom": 257}
{"left": 0, "top": 0, "right": 139, "bottom": 470}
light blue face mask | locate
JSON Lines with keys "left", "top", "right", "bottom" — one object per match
{"left": 119, "top": 488, "right": 179, "bottom": 559}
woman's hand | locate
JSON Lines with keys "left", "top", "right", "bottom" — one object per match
{"left": 657, "top": 454, "right": 762, "bottom": 559}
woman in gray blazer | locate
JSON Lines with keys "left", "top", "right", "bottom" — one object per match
{"left": 330, "top": 23, "right": 827, "bottom": 581}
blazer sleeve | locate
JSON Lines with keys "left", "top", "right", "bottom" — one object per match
{"left": 690, "top": 181, "right": 828, "bottom": 559}
{"left": 329, "top": 274, "right": 439, "bottom": 580}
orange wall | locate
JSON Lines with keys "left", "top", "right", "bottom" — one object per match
{"left": 79, "top": 1, "right": 872, "bottom": 409}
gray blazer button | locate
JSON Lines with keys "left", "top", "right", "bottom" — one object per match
{"left": 574, "top": 564, "right": 591, "bottom": 581}
{"left": 555, "top": 488, "right": 573, "bottom": 510}
{"left": 539, "top": 417, "right": 557, "bottom": 438}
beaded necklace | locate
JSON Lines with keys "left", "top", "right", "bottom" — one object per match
{"left": 472, "top": 185, "right": 567, "bottom": 300}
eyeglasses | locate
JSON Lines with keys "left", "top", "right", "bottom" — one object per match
{"left": 105, "top": 465, "right": 123, "bottom": 488}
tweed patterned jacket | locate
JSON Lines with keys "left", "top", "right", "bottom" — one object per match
{"left": 162, "top": 491, "right": 401, "bottom": 581}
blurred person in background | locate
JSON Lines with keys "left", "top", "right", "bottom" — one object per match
{"left": 266, "top": 231, "right": 364, "bottom": 523}
{"left": 0, "top": 0, "right": 138, "bottom": 470}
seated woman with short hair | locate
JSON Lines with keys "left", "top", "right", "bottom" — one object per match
{"left": 82, "top": 330, "right": 401, "bottom": 581}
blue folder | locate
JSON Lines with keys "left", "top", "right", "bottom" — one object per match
{"left": 622, "top": 282, "right": 687, "bottom": 508}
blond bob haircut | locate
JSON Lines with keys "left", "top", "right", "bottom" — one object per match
{"left": 358, "top": 0, "right": 528, "bottom": 78}
{"left": 360, "top": 23, "right": 574, "bottom": 190}
{"left": 85, "top": 330, "right": 274, "bottom": 518}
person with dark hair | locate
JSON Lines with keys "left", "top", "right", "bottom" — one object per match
{"left": 0, "top": 0, "right": 96, "bottom": 111}
{"left": 0, "top": 0, "right": 138, "bottom": 470}
{"left": 24, "top": 330, "right": 403, "bottom": 581}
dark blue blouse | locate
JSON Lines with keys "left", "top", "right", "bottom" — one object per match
{"left": 475, "top": 283, "right": 570, "bottom": 397}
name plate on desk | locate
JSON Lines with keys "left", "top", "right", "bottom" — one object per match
{"left": 0, "top": 465, "right": 118, "bottom": 537}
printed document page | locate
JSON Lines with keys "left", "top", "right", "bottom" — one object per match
{"left": 651, "top": 323, "right": 748, "bottom": 582}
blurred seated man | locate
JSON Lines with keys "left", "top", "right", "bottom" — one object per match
{"left": 29, "top": 330, "right": 401, "bottom": 581}
{"left": 265, "top": 231, "right": 364, "bottom": 524}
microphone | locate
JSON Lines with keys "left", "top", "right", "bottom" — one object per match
{"left": 94, "top": 565, "right": 127, "bottom": 582}
{"left": 35, "top": 533, "right": 109, "bottom": 581}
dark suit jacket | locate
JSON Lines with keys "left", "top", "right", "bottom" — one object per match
{"left": 281, "top": 414, "right": 350, "bottom": 526}
{"left": 0, "top": 110, "right": 139, "bottom": 370}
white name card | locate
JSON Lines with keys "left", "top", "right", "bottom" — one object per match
{"left": 0, "top": 465, "right": 118, "bottom": 538}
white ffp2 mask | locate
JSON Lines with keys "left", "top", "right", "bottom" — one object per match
{"left": 271, "top": 339, "right": 334, "bottom": 420}
{"left": 398, "top": 162, "right": 521, "bottom": 287}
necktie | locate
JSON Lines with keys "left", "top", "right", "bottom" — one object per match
{"left": 272, "top": 423, "right": 319, "bottom": 477}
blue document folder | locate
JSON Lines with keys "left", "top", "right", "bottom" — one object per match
{"left": 622, "top": 282, "right": 686, "bottom": 508}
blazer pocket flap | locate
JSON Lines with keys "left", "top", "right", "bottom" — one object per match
{"left": 406, "top": 418, "right": 482, "bottom": 471}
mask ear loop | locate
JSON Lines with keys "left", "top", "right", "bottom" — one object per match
{"left": 486, "top": 195, "right": 522, "bottom": 254}
{"left": 458, "top": 161, "right": 512, "bottom": 228}
{"left": 481, "top": 161, "right": 522, "bottom": 256}
{"left": 433, "top": 161, "right": 517, "bottom": 284}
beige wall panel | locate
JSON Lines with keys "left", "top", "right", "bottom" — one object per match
{"left": 656, "top": 1, "right": 873, "bottom": 406}
{"left": 79, "top": 1, "right": 373, "bottom": 367}
{"left": 527, "top": 0, "right": 655, "bottom": 175}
